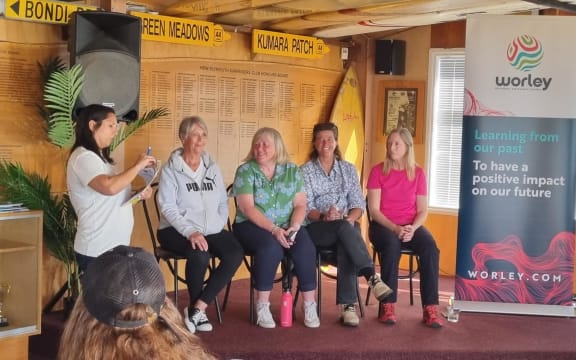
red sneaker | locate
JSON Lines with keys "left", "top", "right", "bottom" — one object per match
{"left": 422, "top": 305, "right": 443, "bottom": 328}
{"left": 379, "top": 303, "right": 397, "bottom": 324}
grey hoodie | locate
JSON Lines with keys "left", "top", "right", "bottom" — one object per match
{"left": 157, "top": 148, "right": 229, "bottom": 238}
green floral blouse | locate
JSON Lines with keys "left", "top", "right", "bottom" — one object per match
{"left": 233, "top": 160, "right": 304, "bottom": 228}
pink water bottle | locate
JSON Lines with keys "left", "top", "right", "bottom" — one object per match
{"left": 280, "top": 290, "right": 293, "bottom": 327}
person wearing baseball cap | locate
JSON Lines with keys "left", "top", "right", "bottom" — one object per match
{"left": 58, "top": 245, "right": 216, "bottom": 360}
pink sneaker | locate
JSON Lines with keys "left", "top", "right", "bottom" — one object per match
{"left": 379, "top": 303, "right": 397, "bottom": 325}
{"left": 422, "top": 305, "right": 443, "bottom": 328}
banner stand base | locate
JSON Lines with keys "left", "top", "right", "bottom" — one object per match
{"left": 455, "top": 300, "right": 575, "bottom": 317}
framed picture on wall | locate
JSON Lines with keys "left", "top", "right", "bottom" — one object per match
{"left": 377, "top": 80, "right": 425, "bottom": 144}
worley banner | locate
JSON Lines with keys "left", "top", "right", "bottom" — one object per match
{"left": 455, "top": 15, "right": 576, "bottom": 317}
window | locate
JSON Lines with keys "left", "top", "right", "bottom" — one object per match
{"left": 426, "top": 49, "right": 465, "bottom": 212}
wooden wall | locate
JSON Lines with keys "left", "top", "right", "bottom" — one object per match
{"left": 0, "top": 16, "right": 464, "bottom": 305}
{"left": 2, "top": 11, "right": 574, "bottom": 306}
{"left": 129, "top": 31, "right": 346, "bottom": 285}
{"left": 0, "top": 16, "right": 348, "bottom": 301}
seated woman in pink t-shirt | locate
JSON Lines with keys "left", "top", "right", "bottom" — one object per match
{"left": 366, "top": 127, "right": 442, "bottom": 328}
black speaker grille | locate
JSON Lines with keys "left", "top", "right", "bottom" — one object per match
{"left": 76, "top": 51, "right": 140, "bottom": 119}
{"left": 69, "top": 11, "right": 141, "bottom": 121}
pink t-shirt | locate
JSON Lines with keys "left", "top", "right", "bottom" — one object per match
{"left": 366, "top": 163, "right": 427, "bottom": 225}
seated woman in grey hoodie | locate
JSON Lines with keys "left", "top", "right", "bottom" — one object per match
{"left": 157, "top": 116, "right": 243, "bottom": 334}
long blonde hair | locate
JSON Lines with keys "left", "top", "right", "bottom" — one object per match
{"left": 382, "top": 127, "right": 416, "bottom": 180}
{"left": 58, "top": 297, "right": 217, "bottom": 360}
{"left": 243, "top": 127, "right": 290, "bottom": 164}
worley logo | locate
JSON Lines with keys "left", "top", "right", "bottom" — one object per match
{"left": 495, "top": 35, "right": 551, "bottom": 91}
{"left": 507, "top": 35, "right": 543, "bottom": 71}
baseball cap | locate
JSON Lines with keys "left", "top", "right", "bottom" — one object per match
{"left": 81, "top": 245, "right": 166, "bottom": 328}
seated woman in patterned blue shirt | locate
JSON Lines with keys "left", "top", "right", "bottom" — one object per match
{"left": 300, "top": 122, "right": 393, "bottom": 327}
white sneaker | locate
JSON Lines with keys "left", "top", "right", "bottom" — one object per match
{"left": 184, "top": 307, "right": 213, "bottom": 333}
{"left": 256, "top": 302, "right": 276, "bottom": 328}
{"left": 369, "top": 273, "right": 393, "bottom": 301}
{"left": 303, "top": 301, "right": 320, "bottom": 328}
{"left": 340, "top": 304, "right": 359, "bottom": 327}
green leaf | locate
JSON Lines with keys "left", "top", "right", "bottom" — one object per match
{"left": 43, "top": 64, "right": 84, "bottom": 149}
{"left": 110, "top": 108, "right": 170, "bottom": 152}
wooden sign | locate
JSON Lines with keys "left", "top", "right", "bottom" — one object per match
{"left": 131, "top": 11, "right": 231, "bottom": 47}
{"left": 252, "top": 29, "right": 330, "bottom": 59}
{"left": 4, "top": 0, "right": 97, "bottom": 24}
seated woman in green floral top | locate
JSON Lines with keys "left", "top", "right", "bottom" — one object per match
{"left": 232, "top": 127, "right": 319, "bottom": 329}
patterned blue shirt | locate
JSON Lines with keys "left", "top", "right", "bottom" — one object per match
{"left": 300, "top": 158, "right": 365, "bottom": 223}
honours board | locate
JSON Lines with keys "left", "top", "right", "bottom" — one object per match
{"left": 128, "top": 59, "right": 342, "bottom": 184}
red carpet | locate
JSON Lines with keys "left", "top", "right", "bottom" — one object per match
{"left": 31, "top": 275, "right": 576, "bottom": 360}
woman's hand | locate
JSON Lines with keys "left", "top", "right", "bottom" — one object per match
{"left": 89, "top": 154, "right": 157, "bottom": 196}
{"left": 135, "top": 153, "right": 157, "bottom": 171}
{"left": 343, "top": 208, "right": 361, "bottom": 226}
{"left": 325, "top": 205, "right": 342, "bottom": 221}
{"left": 188, "top": 232, "right": 208, "bottom": 251}
{"left": 399, "top": 225, "right": 415, "bottom": 242}
{"left": 272, "top": 227, "right": 294, "bottom": 249}
{"left": 139, "top": 185, "right": 153, "bottom": 200}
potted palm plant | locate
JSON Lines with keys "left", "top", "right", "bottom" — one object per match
{"left": 0, "top": 56, "right": 168, "bottom": 314}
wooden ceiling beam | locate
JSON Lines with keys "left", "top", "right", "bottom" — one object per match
{"left": 85, "top": 0, "right": 127, "bottom": 13}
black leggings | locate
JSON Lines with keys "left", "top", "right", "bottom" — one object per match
{"left": 157, "top": 227, "right": 243, "bottom": 307}
{"left": 369, "top": 222, "right": 440, "bottom": 306}
{"left": 306, "top": 220, "right": 374, "bottom": 304}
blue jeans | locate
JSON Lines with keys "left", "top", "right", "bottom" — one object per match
{"left": 234, "top": 220, "right": 317, "bottom": 292}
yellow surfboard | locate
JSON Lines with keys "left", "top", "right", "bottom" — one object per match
{"left": 329, "top": 65, "right": 365, "bottom": 175}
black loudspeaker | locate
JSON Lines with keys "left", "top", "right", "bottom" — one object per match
{"left": 374, "top": 39, "right": 406, "bottom": 75}
{"left": 69, "top": 11, "right": 142, "bottom": 121}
